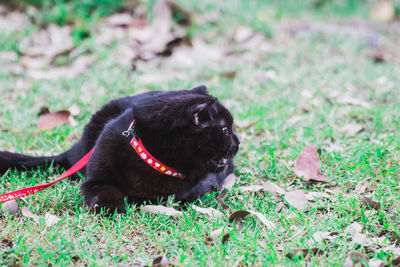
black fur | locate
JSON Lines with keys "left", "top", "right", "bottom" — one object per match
{"left": 0, "top": 86, "right": 240, "bottom": 213}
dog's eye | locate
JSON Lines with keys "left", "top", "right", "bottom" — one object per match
{"left": 222, "top": 127, "right": 228, "bottom": 134}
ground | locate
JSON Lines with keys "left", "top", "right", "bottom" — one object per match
{"left": 0, "top": 0, "right": 400, "bottom": 266}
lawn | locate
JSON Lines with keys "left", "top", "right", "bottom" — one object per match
{"left": 1, "top": 0, "right": 400, "bottom": 266}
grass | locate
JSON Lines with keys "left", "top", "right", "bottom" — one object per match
{"left": 1, "top": 0, "right": 400, "bottom": 265}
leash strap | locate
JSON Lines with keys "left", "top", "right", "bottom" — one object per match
{"left": 0, "top": 148, "right": 94, "bottom": 204}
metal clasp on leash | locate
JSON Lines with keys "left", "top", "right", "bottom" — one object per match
{"left": 122, "top": 120, "right": 136, "bottom": 137}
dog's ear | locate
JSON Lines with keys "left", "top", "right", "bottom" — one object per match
{"left": 190, "top": 85, "right": 208, "bottom": 95}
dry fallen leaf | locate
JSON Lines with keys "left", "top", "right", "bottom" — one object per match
{"left": 21, "top": 206, "right": 40, "bottom": 224}
{"left": 209, "top": 227, "right": 231, "bottom": 244}
{"left": 283, "top": 116, "right": 302, "bottom": 130}
{"left": 142, "top": 205, "right": 183, "bottom": 217}
{"left": 307, "top": 231, "right": 339, "bottom": 245}
{"left": 371, "top": 1, "right": 395, "bottom": 22}
{"left": 210, "top": 227, "right": 231, "bottom": 239}
{"left": 337, "top": 96, "right": 372, "bottom": 109}
{"left": 222, "top": 173, "right": 236, "bottom": 190}
{"left": 351, "top": 233, "right": 372, "bottom": 246}
{"left": 215, "top": 189, "right": 230, "bottom": 210}
{"left": 192, "top": 205, "right": 223, "bottom": 218}
{"left": 21, "top": 207, "right": 61, "bottom": 227}
{"left": 340, "top": 123, "right": 365, "bottom": 137}
{"left": 344, "top": 222, "right": 363, "bottom": 237}
{"left": 262, "top": 181, "right": 286, "bottom": 195}
{"left": 229, "top": 210, "right": 276, "bottom": 229}
{"left": 305, "top": 192, "right": 329, "bottom": 201}
{"left": 152, "top": 255, "right": 169, "bottom": 267}
{"left": 369, "top": 258, "right": 386, "bottom": 267}
{"left": 37, "top": 110, "right": 71, "bottom": 130}
{"left": 285, "top": 248, "right": 323, "bottom": 259}
{"left": 392, "top": 256, "right": 400, "bottom": 266}
{"left": 44, "top": 213, "right": 61, "bottom": 227}
{"left": 284, "top": 190, "right": 310, "bottom": 210}
{"left": 106, "top": 13, "right": 134, "bottom": 27}
{"left": 222, "top": 71, "right": 237, "bottom": 79}
{"left": 361, "top": 197, "right": 381, "bottom": 210}
{"left": 238, "top": 185, "right": 263, "bottom": 193}
{"left": 344, "top": 251, "right": 368, "bottom": 267}
{"left": 1, "top": 200, "right": 19, "bottom": 215}
{"left": 355, "top": 181, "right": 368, "bottom": 194}
{"left": 294, "top": 145, "right": 330, "bottom": 182}
{"left": 0, "top": 238, "right": 13, "bottom": 248}
{"left": 19, "top": 24, "right": 74, "bottom": 58}
{"left": 128, "top": 0, "right": 191, "bottom": 62}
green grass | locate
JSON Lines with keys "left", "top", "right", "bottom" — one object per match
{"left": 1, "top": 0, "right": 400, "bottom": 266}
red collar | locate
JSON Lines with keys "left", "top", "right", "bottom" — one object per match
{"left": 123, "top": 120, "right": 184, "bottom": 179}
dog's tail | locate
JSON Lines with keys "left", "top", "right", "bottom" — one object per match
{"left": 0, "top": 151, "right": 68, "bottom": 175}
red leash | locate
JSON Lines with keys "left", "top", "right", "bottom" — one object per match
{"left": 0, "top": 148, "right": 94, "bottom": 204}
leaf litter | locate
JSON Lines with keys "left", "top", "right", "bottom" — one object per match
{"left": 37, "top": 110, "right": 71, "bottom": 130}
{"left": 229, "top": 210, "right": 275, "bottom": 230}
{"left": 21, "top": 207, "right": 61, "bottom": 227}
{"left": 142, "top": 205, "right": 183, "bottom": 217}
{"left": 192, "top": 205, "right": 223, "bottom": 219}
{"left": 1, "top": 200, "right": 19, "bottom": 215}
{"left": 293, "top": 145, "right": 330, "bottom": 182}
{"left": 284, "top": 190, "right": 310, "bottom": 211}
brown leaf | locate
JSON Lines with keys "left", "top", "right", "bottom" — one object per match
{"left": 21, "top": 206, "right": 40, "bottom": 224}
{"left": 337, "top": 96, "right": 372, "bottom": 109}
{"left": 192, "top": 205, "right": 223, "bottom": 218}
{"left": 371, "top": 1, "right": 395, "bottom": 22}
{"left": 222, "top": 173, "right": 236, "bottom": 190}
{"left": 392, "top": 256, "right": 400, "bottom": 266}
{"left": 285, "top": 248, "right": 323, "bottom": 259}
{"left": 166, "top": 39, "right": 225, "bottom": 67}
{"left": 152, "top": 255, "right": 169, "bottom": 267}
{"left": 128, "top": 0, "right": 190, "bottom": 61}
{"left": 355, "top": 181, "right": 368, "bottom": 194}
{"left": 283, "top": 116, "right": 302, "bottom": 130}
{"left": 106, "top": 13, "right": 134, "bottom": 27}
{"left": 369, "top": 258, "right": 386, "bottom": 267}
{"left": 238, "top": 185, "right": 263, "bottom": 193}
{"left": 284, "top": 190, "right": 310, "bottom": 210}
{"left": 344, "top": 222, "right": 363, "bottom": 237}
{"left": 21, "top": 207, "right": 61, "bottom": 227}
{"left": 235, "top": 120, "right": 254, "bottom": 130}
{"left": 210, "top": 227, "right": 230, "bottom": 239}
{"left": 210, "top": 227, "right": 231, "bottom": 244}
{"left": 44, "top": 213, "right": 61, "bottom": 227}
{"left": 37, "top": 110, "right": 71, "bottom": 130}
{"left": 19, "top": 24, "right": 74, "bottom": 58}
{"left": 340, "top": 123, "right": 365, "bottom": 137}
{"left": 305, "top": 192, "right": 329, "bottom": 201}
{"left": 142, "top": 205, "right": 183, "bottom": 217}
{"left": 229, "top": 210, "right": 275, "bottom": 229}
{"left": 308, "top": 231, "right": 339, "bottom": 245}
{"left": 222, "top": 71, "right": 237, "bottom": 79}
{"left": 0, "top": 238, "right": 13, "bottom": 248}
{"left": 1, "top": 200, "right": 19, "bottom": 215}
{"left": 344, "top": 251, "right": 368, "bottom": 267}
{"left": 361, "top": 197, "right": 381, "bottom": 210}
{"left": 261, "top": 181, "right": 286, "bottom": 195}
{"left": 216, "top": 189, "right": 230, "bottom": 210}
{"left": 294, "top": 145, "right": 330, "bottom": 182}
{"left": 233, "top": 26, "right": 255, "bottom": 43}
